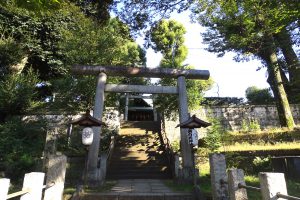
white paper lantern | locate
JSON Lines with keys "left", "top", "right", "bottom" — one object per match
{"left": 190, "top": 129, "right": 198, "bottom": 147}
{"left": 82, "top": 127, "right": 94, "bottom": 145}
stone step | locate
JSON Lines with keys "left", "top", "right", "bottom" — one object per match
{"left": 109, "top": 160, "right": 168, "bottom": 168}
{"left": 106, "top": 173, "right": 172, "bottom": 180}
{"left": 121, "top": 121, "right": 160, "bottom": 130}
{"left": 108, "top": 166, "right": 169, "bottom": 173}
{"left": 80, "top": 193, "right": 194, "bottom": 200}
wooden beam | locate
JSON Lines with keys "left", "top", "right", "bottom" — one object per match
{"left": 105, "top": 84, "right": 178, "bottom": 94}
{"left": 72, "top": 65, "right": 210, "bottom": 80}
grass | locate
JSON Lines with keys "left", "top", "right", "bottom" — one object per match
{"left": 194, "top": 127, "right": 300, "bottom": 199}
{"left": 196, "top": 162, "right": 300, "bottom": 200}
{"left": 63, "top": 180, "right": 117, "bottom": 199}
{"left": 84, "top": 180, "right": 117, "bottom": 193}
{"left": 220, "top": 141, "right": 300, "bottom": 152}
{"left": 164, "top": 180, "right": 193, "bottom": 192}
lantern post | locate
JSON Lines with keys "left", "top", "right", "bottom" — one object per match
{"left": 69, "top": 110, "right": 106, "bottom": 186}
{"left": 176, "top": 114, "right": 211, "bottom": 198}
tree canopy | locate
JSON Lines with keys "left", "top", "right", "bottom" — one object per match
{"left": 149, "top": 19, "right": 213, "bottom": 118}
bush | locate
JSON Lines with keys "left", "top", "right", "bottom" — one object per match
{"left": 245, "top": 86, "right": 274, "bottom": 105}
{"left": 226, "top": 153, "right": 271, "bottom": 175}
{"left": 205, "top": 118, "right": 223, "bottom": 152}
{"left": 0, "top": 117, "right": 46, "bottom": 181}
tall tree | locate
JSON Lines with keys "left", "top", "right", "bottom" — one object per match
{"left": 149, "top": 20, "right": 213, "bottom": 118}
{"left": 191, "top": 0, "right": 296, "bottom": 129}
{"left": 275, "top": 29, "right": 300, "bottom": 102}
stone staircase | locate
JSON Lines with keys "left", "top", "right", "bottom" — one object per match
{"left": 106, "top": 121, "right": 172, "bottom": 180}
{"left": 76, "top": 121, "right": 195, "bottom": 200}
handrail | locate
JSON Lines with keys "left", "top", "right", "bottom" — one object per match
{"left": 6, "top": 182, "right": 55, "bottom": 199}
{"left": 42, "top": 182, "right": 55, "bottom": 190}
{"left": 277, "top": 193, "right": 300, "bottom": 200}
{"left": 7, "top": 189, "right": 30, "bottom": 199}
{"left": 159, "top": 118, "right": 179, "bottom": 178}
{"left": 106, "top": 135, "right": 115, "bottom": 163}
{"left": 238, "top": 183, "right": 261, "bottom": 191}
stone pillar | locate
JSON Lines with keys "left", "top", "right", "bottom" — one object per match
{"left": 259, "top": 172, "right": 287, "bottom": 200}
{"left": 125, "top": 93, "right": 129, "bottom": 121}
{"left": 0, "top": 178, "right": 10, "bottom": 200}
{"left": 228, "top": 169, "right": 248, "bottom": 200}
{"left": 87, "top": 72, "right": 107, "bottom": 185}
{"left": 177, "top": 75, "right": 193, "bottom": 178}
{"left": 209, "top": 153, "right": 228, "bottom": 200}
{"left": 43, "top": 126, "right": 58, "bottom": 171}
{"left": 44, "top": 155, "right": 67, "bottom": 200}
{"left": 20, "top": 172, "right": 45, "bottom": 200}
{"left": 153, "top": 107, "right": 157, "bottom": 121}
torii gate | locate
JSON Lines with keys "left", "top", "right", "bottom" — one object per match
{"left": 72, "top": 65, "right": 210, "bottom": 185}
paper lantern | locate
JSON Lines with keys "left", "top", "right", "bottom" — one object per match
{"left": 82, "top": 127, "right": 94, "bottom": 145}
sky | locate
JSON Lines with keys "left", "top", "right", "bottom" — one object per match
{"left": 137, "top": 12, "right": 270, "bottom": 99}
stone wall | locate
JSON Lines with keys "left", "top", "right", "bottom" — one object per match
{"left": 23, "top": 107, "right": 120, "bottom": 135}
{"left": 163, "top": 104, "right": 300, "bottom": 144}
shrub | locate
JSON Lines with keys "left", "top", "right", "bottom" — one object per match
{"left": 205, "top": 118, "right": 223, "bottom": 152}
{"left": 0, "top": 117, "right": 46, "bottom": 181}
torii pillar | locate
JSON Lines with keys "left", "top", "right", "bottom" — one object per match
{"left": 87, "top": 72, "right": 106, "bottom": 185}
{"left": 177, "top": 75, "right": 193, "bottom": 178}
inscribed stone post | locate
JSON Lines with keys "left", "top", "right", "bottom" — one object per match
{"left": 209, "top": 153, "right": 228, "bottom": 200}
{"left": 228, "top": 169, "right": 248, "bottom": 200}
{"left": 44, "top": 155, "right": 67, "bottom": 200}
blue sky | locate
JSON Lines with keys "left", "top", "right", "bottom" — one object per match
{"left": 136, "top": 12, "right": 270, "bottom": 99}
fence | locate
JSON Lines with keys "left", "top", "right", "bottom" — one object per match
{"left": 209, "top": 153, "right": 300, "bottom": 200}
{"left": 0, "top": 155, "right": 67, "bottom": 200}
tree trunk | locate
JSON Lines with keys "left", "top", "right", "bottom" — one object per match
{"left": 260, "top": 37, "right": 295, "bottom": 129}
{"left": 275, "top": 29, "right": 300, "bottom": 102}
{"left": 266, "top": 70, "right": 286, "bottom": 126}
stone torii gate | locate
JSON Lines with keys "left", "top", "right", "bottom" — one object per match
{"left": 72, "top": 65, "right": 210, "bottom": 185}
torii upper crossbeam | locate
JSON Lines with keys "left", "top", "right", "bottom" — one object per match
{"left": 72, "top": 65, "right": 210, "bottom": 80}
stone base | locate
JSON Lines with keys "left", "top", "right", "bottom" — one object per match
{"left": 177, "top": 167, "right": 199, "bottom": 184}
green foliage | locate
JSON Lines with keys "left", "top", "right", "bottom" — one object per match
{"left": 226, "top": 154, "right": 271, "bottom": 175}
{"left": 0, "top": 69, "right": 40, "bottom": 121}
{"left": 205, "top": 118, "right": 222, "bottom": 153}
{"left": 0, "top": 117, "right": 46, "bottom": 181}
{"left": 241, "top": 119, "right": 248, "bottom": 132}
{"left": 149, "top": 20, "right": 213, "bottom": 118}
{"left": 0, "top": 36, "right": 25, "bottom": 77}
{"left": 148, "top": 20, "right": 187, "bottom": 65}
{"left": 170, "top": 140, "right": 180, "bottom": 152}
{"left": 0, "top": 0, "right": 61, "bottom": 11}
{"left": 249, "top": 119, "right": 261, "bottom": 132}
{"left": 240, "top": 119, "right": 261, "bottom": 132}
{"left": 52, "top": 16, "right": 148, "bottom": 111}
{"left": 70, "top": 0, "right": 113, "bottom": 23}
{"left": 112, "top": 0, "right": 190, "bottom": 32}
{"left": 245, "top": 86, "right": 274, "bottom": 105}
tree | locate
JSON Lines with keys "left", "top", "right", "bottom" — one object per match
{"left": 149, "top": 20, "right": 213, "bottom": 118}
{"left": 0, "top": 69, "right": 40, "bottom": 122}
{"left": 191, "top": 0, "right": 296, "bottom": 129}
{"left": 51, "top": 16, "right": 148, "bottom": 111}
{"left": 112, "top": 0, "right": 191, "bottom": 32}
{"left": 70, "top": 0, "right": 113, "bottom": 23}
{"left": 245, "top": 86, "right": 274, "bottom": 105}
{"left": 275, "top": 29, "right": 300, "bottom": 102}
